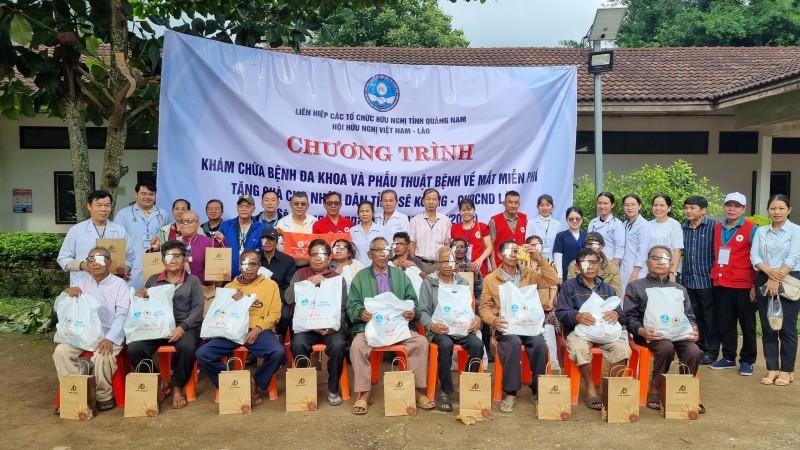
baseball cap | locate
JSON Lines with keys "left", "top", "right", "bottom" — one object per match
{"left": 723, "top": 192, "right": 746, "bottom": 206}
{"left": 261, "top": 227, "right": 280, "bottom": 240}
{"left": 237, "top": 195, "right": 255, "bottom": 205}
{"left": 585, "top": 231, "right": 605, "bottom": 245}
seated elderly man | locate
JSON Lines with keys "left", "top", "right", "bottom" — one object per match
{"left": 452, "top": 237, "right": 490, "bottom": 361}
{"left": 53, "top": 246, "right": 131, "bottom": 413}
{"left": 566, "top": 231, "right": 622, "bottom": 295}
{"left": 556, "top": 248, "right": 630, "bottom": 410}
{"left": 285, "top": 239, "right": 349, "bottom": 407}
{"left": 479, "top": 239, "right": 558, "bottom": 413}
{"left": 624, "top": 245, "right": 704, "bottom": 413}
{"left": 347, "top": 237, "right": 435, "bottom": 415}
{"left": 419, "top": 246, "right": 484, "bottom": 412}
{"left": 389, "top": 232, "right": 427, "bottom": 275}
{"left": 196, "top": 250, "right": 285, "bottom": 407}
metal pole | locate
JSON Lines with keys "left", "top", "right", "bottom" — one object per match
{"left": 593, "top": 40, "right": 603, "bottom": 195}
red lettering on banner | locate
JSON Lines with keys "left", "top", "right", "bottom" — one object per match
{"left": 286, "top": 136, "right": 473, "bottom": 162}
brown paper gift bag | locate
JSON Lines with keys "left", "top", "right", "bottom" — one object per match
{"left": 142, "top": 252, "right": 164, "bottom": 285}
{"left": 219, "top": 357, "right": 252, "bottom": 415}
{"left": 202, "top": 285, "right": 217, "bottom": 317}
{"left": 286, "top": 356, "right": 318, "bottom": 412}
{"left": 97, "top": 238, "right": 127, "bottom": 276}
{"left": 60, "top": 360, "right": 97, "bottom": 420}
{"left": 205, "top": 247, "right": 232, "bottom": 282}
{"left": 124, "top": 360, "right": 160, "bottom": 417}
{"left": 659, "top": 363, "right": 700, "bottom": 420}
{"left": 601, "top": 367, "right": 640, "bottom": 423}
{"left": 537, "top": 368, "right": 572, "bottom": 421}
{"left": 384, "top": 358, "right": 416, "bottom": 417}
{"left": 458, "top": 359, "right": 492, "bottom": 419}
{"left": 458, "top": 271, "right": 475, "bottom": 294}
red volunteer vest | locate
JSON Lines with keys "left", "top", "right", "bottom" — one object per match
{"left": 712, "top": 219, "right": 757, "bottom": 288}
{"left": 451, "top": 222, "right": 490, "bottom": 276}
{"left": 492, "top": 212, "right": 527, "bottom": 267}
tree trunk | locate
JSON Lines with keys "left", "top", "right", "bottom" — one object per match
{"left": 65, "top": 96, "right": 92, "bottom": 222}
{"left": 100, "top": 0, "right": 132, "bottom": 214}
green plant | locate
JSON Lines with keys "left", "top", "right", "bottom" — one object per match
{"left": 746, "top": 214, "right": 771, "bottom": 227}
{"left": 0, "top": 232, "right": 69, "bottom": 298}
{"left": 0, "top": 297, "right": 55, "bottom": 333}
{"left": 573, "top": 160, "right": 724, "bottom": 228}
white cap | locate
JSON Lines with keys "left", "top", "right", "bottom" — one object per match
{"left": 724, "top": 192, "right": 746, "bottom": 206}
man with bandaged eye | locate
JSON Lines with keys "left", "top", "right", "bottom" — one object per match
{"left": 479, "top": 239, "right": 558, "bottom": 412}
{"left": 556, "top": 248, "right": 629, "bottom": 410}
{"left": 418, "top": 246, "right": 484, "bottom": 412}
{"left": 53, "top": 246, "right": 131, "bottom": 413}
{"left": 566, "top": 231, "right": 622, "bottom": 296}
{"left": 624, "top": 245, "right": 703, "bottom": 412}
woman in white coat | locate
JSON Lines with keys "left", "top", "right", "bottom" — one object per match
{"left": 620, "top": 194, "right": 650, "bottom": 297}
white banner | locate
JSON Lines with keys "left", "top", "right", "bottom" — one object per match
{"left": 158, "top": 31, "right": 577, "bottom": 224}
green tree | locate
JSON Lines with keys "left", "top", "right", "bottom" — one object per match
{"left": 0, "top": 0, "right": 388, "bottom": 220}
{"left": 313, "top": 0, "right": 468, "bottom": 47}
{"left": 572, "top": 160, "right": 724, "bottom": 227}
{"left": 611, "top": 0, "right": 800, "bottom": 47}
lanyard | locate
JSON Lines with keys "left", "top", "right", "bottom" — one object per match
{"left": 134, "top": 206, "right": 162, "bottom": 232}
{"left": 93, "top": 223, "right": 106, "bottom": 239}
{"left": 462, "top": 222, "right": 475, "bottom": 243}
{"left": 425, "top": 216, "right": 438, "bottom": 230}
{"left": 184, "top": 235, "right": 198, "bottom": 256}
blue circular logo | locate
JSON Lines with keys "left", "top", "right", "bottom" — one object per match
{"left": 511, "top": 305, "right": 519, "bottom": 313}
{"left": 301, "top": 299, "right": 309, "bottom": 306}
{"left": 364, "top": 74, "right": 399, "bottom": 112}
{"left": 660, "top": 314, "right": 670, "bottom": 323}
{"left": 443, "top": 306, "right": 452, "bottom": 313}
{"left": 375, "top": 314, "right": 383, "bottom": 322}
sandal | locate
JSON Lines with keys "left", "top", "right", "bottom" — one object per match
{"left": 698, "top": 403, "right": 706, "bottom": 414}
{"left": 760, "top": 370, "right": 780, "bottom": 385}
{"left": 97, "top": 398, "right": 116, "bottom": 411}
{"left": 436, "top": 394, "right": 453, "bottom": 412}
{"left": 416, "top": 395, "right": 436, "bottom": 410}
{"left": 352, "top": 399, "right": 369, "bottom": 415}
{"left": 775, "top": 372, "right": 794, "bottom": 386}
{"left": 250, "top": 378, "right": 263, "bottom": 406}
{"left": 583, "top": 395, "right": 602, "bottom": 411}
{"left": 158, "top": 380, "right": 172, "bottom": 403}
{"left": 499, "top": 397, "right": 516, "bottom": 413}
{"left": 171, "top": 394, "right": 188, "bottom": 409}
{"left": 327, "top": 392, "right": 343, "bottom": 407}
{"left": 646, "top": 393, "right": 661, "bottom": 410}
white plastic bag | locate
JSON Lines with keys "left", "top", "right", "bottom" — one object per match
{"left": 643, "top": 287, "right": 693, "bottom": 341}
{"left": 292, "top": 275, "right": 344, "bottom": 333}
{"left": 499, "top": 282, "right": 545, "bottom": 336}
{"left": 124, "top": 284, "right": 176, "bottom": 343}
{"left": 53, "top": 293, "right": 105, "bottom": 351}
{"left": 573, "top": 293, "right": 623, "bottom": 344}
{"left": 404, "top": 266, "right": 425, "bottom": 299}
{"left": 364, "top": 292, "right": 415, "bottom": 347}
{"left": 201, "top": 288, "right": 256, "bottom": 344}
{"left": 431, "top": 284, "right": 474, "bottom": 337}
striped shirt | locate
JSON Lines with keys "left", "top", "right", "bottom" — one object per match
{"left": 681, "top": 217, "right": 717, "bottom": 289}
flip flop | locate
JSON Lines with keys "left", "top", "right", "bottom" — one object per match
{"left": 499, "top": 398, "right": 516, "bottom": 413}
{"left": 583, "top": 395, "right": 602, "bottom": 410}
{"left": 327, "top": 393, "right": 343, "bottom": 407}
{"left": 436, "top": 394, "right": 453, "bottom": 412}
{"left": 416, "top": 395, "right": 436, "bottom": 410}
{"left": 171, "top": 394, "right": 187, "bottom": 409}
{"left": 158, "top": 381, "right": 172, "bottom": 403}
{"left": 352, "top": 399, "right": 369, "bottom": 415}
{"left": 646, "top": 393, "right": 661, "bottom": 410}
{"left": 698, "top": 403, "right": 706, "bottom": 414}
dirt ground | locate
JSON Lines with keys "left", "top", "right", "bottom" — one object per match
{"left": 1, "top": 332, "right": 798, "bottom": 450}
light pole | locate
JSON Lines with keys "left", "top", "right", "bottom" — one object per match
{"left": 587, "top": 7, "right": 627, "bottom": 195}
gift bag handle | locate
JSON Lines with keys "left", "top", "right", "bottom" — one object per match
{"left": 668, "top": 361, "right": 692, "bottom": 375}
{"left": 390, "top": 356, "right": 408, "bottom": 372}
{"left": 294, "top": 355, "right": 312, "bottom": 369}
{"left": 466, "top": 358, "right": 482, "bottom": 372}
{"left": 76, "top": 358, "right": 92, "bottom": 375}
{"left": 226, "top": 357, "right": 245, "bottom": 372}
{"left": 134, "top": 359, "right": 154, "bottom": 374}
{"left": 610, "top": 365, "right": 633, "bottom": 378}
{"left": 545, "top": 361, "right": 562, "bottom": 376}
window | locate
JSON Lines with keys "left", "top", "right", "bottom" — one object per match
{"left": 751, "top": 171, "right": 791, "bottom": 216}
{"left": 719, "top": 131, "right": 800, "bottom": 154}
{"left": 576, "top": 131, "right": 708, "bottom": 154}
{"left": 54, "top": 171, "right": 97, "bottom": 224}
{"left": 20, "top": 127, "right": 157, "bottom": 150}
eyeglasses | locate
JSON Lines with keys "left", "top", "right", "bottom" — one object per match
{"left": 325, "top": 201, "right": 342, "bottom": 207}
{"left": 163, "top": 253, "right": 184, "bottom": 262}
{"left": 451, "top": 244, "right": 467, "bottom": 249}
{"left": 391, "top": 242, "right": 408, "bottom": 248}
{"left": 567, "top": 217, "right": 582, "bottom": 222}
{"left": 370, "top": 248, "right": 391, "bottom": 255}
{"left": 240, "top": 262, "right": 258, "bottom": 268}
{"left": 309, "top": 251, "right": 329, "bottom": 259}
{"left": 261, "top": 237, "right": 277, "bottom": 244}
{"left": 501, "top": 248, "right": 519, "bottom": 257}
{"left": 176, "top": 218, "right": 198, "bottom": 224}
{"left": 437, "top": 259, "right": 456, "bottom": 265}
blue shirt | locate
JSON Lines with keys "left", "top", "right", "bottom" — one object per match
{"left": 751, "top": 220, "right": 800, "bottom": 271}
{"left": 114, "top": 204, "right": 170, "bottom": 289}
{"left": 681, "top": 217, "right": 717, "bottom": 289}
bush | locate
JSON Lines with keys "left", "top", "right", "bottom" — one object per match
{"left": 573, "top": 160, "right": 724, "bottom": 228}
{"left": 746, "top": 214, "right": 771, "bottom": 226}
{"left": 0, "top": 232, "right": 69, "bottom": 299}
{"left": 0, "top": 297, "right": 55, "bottom": 333}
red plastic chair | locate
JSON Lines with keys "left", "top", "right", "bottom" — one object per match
{"left": 491, "top": 335, "right": 551, "bottom": 402}
{"left": 420, "top": 322, "right": 483, "bottom": 400}
{"left": 562, "top": 344, "right": 604, "bottom": 406}
{"left": 156, "top": 346, "right": 199, "bottom": 402}
{"left": 54, "top": 347, "right": 130, "bottom": 410}
{"left": 369, "top": 345, "right": 409, "bottom": 385}
{"left": 628, "top": 336, "right": 701, "bottom": 407}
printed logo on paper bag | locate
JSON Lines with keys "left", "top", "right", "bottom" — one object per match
{"left": 364, "top": 74, "right": 399, "bottom": 112}
{"left": 678, "top": 385, "right": 687, "bottom": 392}
{"left": 297, "top": 378, "right": 306, "bottom": 386}
{"left": 619, "top": 388, "right": 629, "bottom": 396}
{"left": 550, "top": 385, "right": 559, "bottom": 392}
{"left": 214, "top": 253, "right": 223, "bottom": 260}
{"left": 138, "top": 384, "right": 146, "bottom": 391}
{"left": 470, "top": 383, "right": 481, "bottom": 391}
{"left": 231, "top": 380, "right": 239, "bottom": 387}
{"left": 395, "top": 381, "right": 404, "bottom": 390}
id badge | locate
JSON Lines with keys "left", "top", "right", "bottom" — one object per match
{"left": 467, "top": 244, "right": 474, "bottom": 259}
{"left": 142, "top": 234, "right": 151, "bottom": 249}
{"left": 717, "top": 247, "right": 731, "bottom": 265}
{"left": 543, "top": 238, "right": 551, "bottom": 255}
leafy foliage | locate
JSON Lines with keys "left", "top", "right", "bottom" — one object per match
{"left": 0, "top": 232, "right": 69, "bottom": 299}
{"left": 312, "top": 0, "right": 469, "bottom": 48}
{"left": 573, "top": 160, "right": 724, "bottom": 228}
{"left": 611, "top": 0, "right": 800, "bottom": 47}
{"left": 0, "top": 297, "right": 55, "bottom": 333}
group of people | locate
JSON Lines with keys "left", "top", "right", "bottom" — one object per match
{"left": 53, "top": 182, "right": 800, "bottom": 416}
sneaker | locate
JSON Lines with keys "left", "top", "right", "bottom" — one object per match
{"left": 699, "top": 355, "right": 716, "bottom": 365}
{"left": 739, "top": 362, "right": 754, "bottom": 376}
{"left": 709, "top": 358, "right": 736, "bottom": 370}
